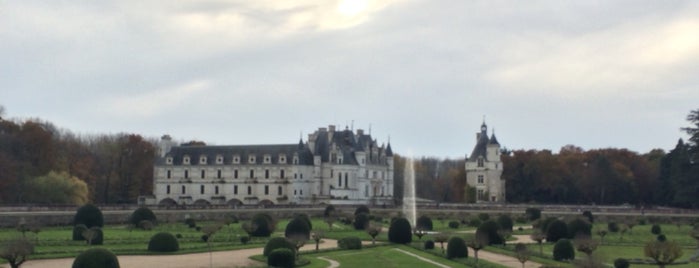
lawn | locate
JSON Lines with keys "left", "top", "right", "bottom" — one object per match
{"left": 290, "top": 244, "right": 467, "bottom": 268}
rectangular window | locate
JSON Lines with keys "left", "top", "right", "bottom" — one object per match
{"left": 250, "top": 170, "right": 254, "bottom": 178}
{"left": 247, "top": 186, "right": 251, "bottom": 195}
{"left": 478, "top": 158, "right": 484, "bottom": 167}
{"left": 280, "top": 170, "right": 285, "bottom": 179}
{"left": 265, "top": 169, "right": 269, "bottom": 179}
{"left": 234, "top": 185, "right": 238, "bottom": 195}
{"left": 215, "top": 186, "right": 219, "bottom": 195}
{"left": 338, "top": 176, "right": 342, "bottom": 187}
{"left": 181, "top": 186, "right": 186, "bottom": 194}
{"left": 277, "top": 186, "right": 282, "bottom": 195}
{"left": 344, "top": 177, "right": 348, "bottom": 188}
{"left": 300, "top": 190, "right": 303, "bottom": 195}
{"left": 264, "top": 185, "right": 269, "bottom": 195}
{"left": 217, "top": 169, "right": 221, "bottom": 179}
{"left": 201, "top": 170, "right": 205, "bottom": 179}
{"left": 166, "top": 185, "right": 171, "bottom": 194}
{"left": 234, "top": 169, "right": 238, "bottom": 179}
{"left": 167, "top": 170, "right": 171, "bottom": 179}
{"left": 184, "top": 170, "right": 189, "bottom": 179}
{"left": 478, "top": 175, "right": 484, "bottom": 184}
{"left": 477, "top": 189, "right": 485, "bottom": 200}
{"left": 300, "top": 173, "right": 303, "bottom": 179}
{"left": 200, "top": 185, "right": 205, "bottom": 194}
{"left": 294, "top": 173, "right": 297, "bottom": 179}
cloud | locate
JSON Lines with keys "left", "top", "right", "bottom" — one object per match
{"left": 102, "top": 80, "right": 211, "bottom": 118}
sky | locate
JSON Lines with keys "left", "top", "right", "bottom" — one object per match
{"left": 1, "top": 0, "right": 698, "bottom": 158}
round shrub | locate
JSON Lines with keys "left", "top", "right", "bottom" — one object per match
{"left": 74, "top": 204, "right": 103, "bottom": 228}
{"left": 354, "top": 205, "right": 370, "bottom": 215}
{"left": 614, "top": 258, "right": 630, "bottom": 268}
{"left": 477, "top": 220, "right": 504, "bottom": 245}
{"left": 263, "top": 237, "right": 295, "bottom": 256}
{"left": 607, "top": 222, "right": 620, "bottom": 233}
{"left": 651, "top": 224, "right": 661, "bottom": 235}
{"left": 324, "top": 205, "right": 336, "bottom": 217}
{"left": 240, "top": 236, "right": 250, "bottom": 244}
{"left": 416, "top": 215, "right": 433, "bottom": 231}
{"left": 251, "top": 213, "right": 275, "bottom": 237}
{"left": 582, "top": 211, "right": 594, "bottom": 223}
{"left": 338, "top": 236, "right": 362, "bottom": 250}
{"left": 424, "top": 240, "right": 435, "bottom": 250}
{"left": 497, "top": 215, "right": 513, "bottom": 232}
{"left": 525, "top": 208, "right": 541, "bottom": 221}
{"left": 353, "top": 213, "right": 370, "bottom": 230}
{"left": 448, "top": 221, "right": 460, "bottom": 229}
{"left": 268, "top": 248, "right": 295, "bottom": 268}
{"left": 147, "top": 232, "right": 179, "bottom": 252}
{"left": 129, "top": 207, "right": 157, "bottom": 227}
{"left": 73, "top": 224, "right": 88, "bottom": 241}
{"left": 656, "top": 234, "right": 667, "bottom": 242}
{"left": 388, "top": 217, "right": 412, "bottom": 244}
{"left": 567, "top": 218, "right": 592, "bottom": 239}
{"left": 553, "top": 239, "right": 575, "bottom": 261}
{"left": 446, "top": 237, "right": 468, "bottom": 259}
{"left": 537, "top": 217, "right": 557, "bottom": 232}
{"left": 184, "top": 218, "right": 196, "bottom": 228}
{"left": 546, "top": 219, "right": 568, "bottom": 243}
{"left": 293, "top": 213, "right": 312, "bottom": 230}
{"left": 72, "top": 248, "right": 120, "bottom": 268}
{"left": 478, "top": 213, "right": 490, "bottom": 221}
{"left": 285, "top": 217, "right": 311, "bottom": 240}
{"left": 469, "top": 218, "right": 482, "bottom": 228}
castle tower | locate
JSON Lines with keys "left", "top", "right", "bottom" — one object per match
{"left": 465, "top": 121, "right": 505, "bottom": 203}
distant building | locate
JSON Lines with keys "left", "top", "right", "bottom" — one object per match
{"left": 465, "top": 121, "right": 505, "bottom": 203}
{"left": 145, "top": 125, "right": 394, "bottom": 207}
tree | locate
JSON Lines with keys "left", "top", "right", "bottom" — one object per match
{"left": 597, "top": 229, "right": 608, "bottom": 245}
{"left": 434, "top": 233, "right": 449, "bottom": 255}
{"left": 0, "top": 237, "right": 34, "bottom": 268}
{"left": 644, "top": 240, "right": 683, "bottom": 268}
{"left": 514, "top": 243, "right": 530, "bottom": 268}
{"left": 388, "top": 217, "right": 412, "bottom": 244}
{"left": 366, "top": 224, "right": 381, "bottom": 245}
{"left": 24, "top": 171, "right": 88, "bottom": 205}
{"left": 477, "top": 220, "right": 504, "bottom": 245}
{"left": 530, "top": 229, "right": 546, "bottom": 254}
{"left": 285, "top": 217, "right": 311, "bottom": 240}
{"left": 311, "top": 231, "right": 324, "bottom": 251}
{"left": 546, "top": 219, "right": 568, "bottom": 243}
{"left": 468, "top": 231, "right": 488, "bottom": 265}
{"left": 201, "top": 224, "right": 222, "bottom": 268}
{"left": 73, "top": 204, "right": 103, "bottom": 228}
{"left": 553, "top": 239, "right": 575, "bottom": 261}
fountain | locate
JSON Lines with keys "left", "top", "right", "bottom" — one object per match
{"left": 402, "top": 156, "right": 417, "bottom": 227}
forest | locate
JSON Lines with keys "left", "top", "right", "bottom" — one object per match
{"left": 0, "top": 105, "right": 697, "bottom": 208}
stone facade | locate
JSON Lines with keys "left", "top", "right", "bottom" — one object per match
{"left": 147, "top": 125, "right": 394, "bottom": 206}
{"left": 465, "top": 122, "right": 505, "bottom": 203}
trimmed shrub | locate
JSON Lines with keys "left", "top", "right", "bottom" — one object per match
{"left": 72, "top": 248, "right": 120, "bottom": 268}
{"left": 416, "top": 215, "right": 433, "bottom": 231}
{"left": 448, "top": 221, "right": 460, "bottom": 229}
{"left": 338, "top": 236, "right": 362, "bottom": 249}
{"left": 546, "top": 219, "right": 568, "bottom": 243}
{"left": 73, "top": 224, "right": 88, "bottom": 241}
{"left": 388, "top": 217, "right": 412, "bottom": 244}
{"left": 250, "top": 213, "right": 275, "bottom": 237}
{"left": 185, "top": 218, "right": 196, "bottom": 228}
{"left": 582, "top": 211, "right": 594, "bottom": 223}
{"left": 268, "top": 248, "right": 295, "bottom": 268}
{"left": 553, "top": 239, "right": 575, "bottom": 261}
{"left": 537, "top": 217, "right": 557, "bottom": 232}
{"left": 324, "top": 205, "right": 336, "bottom": 217}
{"left": 129, "top": 207, "right": 157, "bottom": 227}
{"left": 293, "top": 213, "right": 312, "bottom": 230}
{"left": 147, "top": 232, "right": 179, "bottom": 252}
{"left": 525, "top": 208, "right": 541, "bottom": 221}
{"left": 567, "top": 218, "right": 592, "bottom": 239}
{"left": 656, "top": 234, "right": 667, "bottom": 242}
{"left": 469, "top": 218, "right": 482, "bottom": 228}
{"left": 355, "top": 205, "right": 370, "bottom": 215}
{"left": 651, "top": 224, "right": 661, "bottom": 235}
{"left": 607, "top": 222, "right": 619, "bottom": 233}
{"left": 424, "top": 240, "right": 435, "bottom": 249}
{"left": 73, "top": 204, "right": 103, "bottom": 228}
{"left": 263, "top": 237, "right": 295, "bottom": 256}
{"left": 240, "top": 236, "right": 250, "bottom": 244}
{"left": 285, "top": 217, "right": 311, "bottom": 240}
{"left": 614, "top": 258, "right": 630, "bottom": 268}
{"left": 496, "top": 215, "right": 513, "bottom": 232}
{"left": 446, "top": 237, "right": 468, "bottom": 259}
{"left": 478, "top": 213, "right": 490, "bottom": 221}
{"left": 138, "top": 220, "right": 154, "bottom": 231}
{"left": 353, "top": 213, "right": 370, "bottom": 230}
{"left": 477, "top": 220, "right": 504, "bottom": 245}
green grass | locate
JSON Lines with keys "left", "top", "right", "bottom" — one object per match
{"left": 299, "top": 244, "right": 468, "bottom": 268}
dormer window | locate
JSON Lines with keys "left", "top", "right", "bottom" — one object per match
{"left": 183, "top": 155, "right": 191, "bottom": 165}
{"left": 263, "top": 155, "right": 271, "bottom": 164}
{"left": 477, "top": 157, "right": 484, "bottom": 167}
{"left": 248, "top": 155, "right": 256, "bottom": 164}
{"left": 293, "top": 156, "right": 299, "bottom": 165}
{"left": 279, "top": 155, "right": 286, "bottom": 164}
{"left": 233, "top": 155, "right": 240, "bottom": 164}
{"left": 166, "top": 157, "right": 173, "bottom": 165}
{"left": 216, "top": 155, "right": 223, "bottom": 164}
{"left": 199, "top": 156, "right": 207, "bottom": 164}
{"left": 337, "top": 157, "right": 343, "bottom": 164}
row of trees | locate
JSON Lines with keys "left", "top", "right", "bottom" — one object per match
{"left": 0, "top": 106, "right": 156, "bottom": 204}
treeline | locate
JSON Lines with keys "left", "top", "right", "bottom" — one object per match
{"left": 392, "top": 156, "right": 467, "bottom": 204}
{"left": 0, "top": 107, "right": 156, "bottom": 205}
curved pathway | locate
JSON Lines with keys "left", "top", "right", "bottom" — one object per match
{"left": 316, "top": 256, "right": 340, "bottom": 268}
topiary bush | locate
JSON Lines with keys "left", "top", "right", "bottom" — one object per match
{"left": 525, "top": 208, "right": 541, "bottom": 221}
{"left": 240, "top": 236, "right": 250, "bottom": 244}
{"left": 184, "top": 218, "right": 196, "bottom": 228}
{"left": 338, "top": 236, "right": 362, "bottom": 249}
{"left": 651, "top": 224, "right": 662, "bottom": 235}
{"left": 72, "top": 248, "right": 120, "bottom": 268}
{"left": 478, "top": 213, "right": 490, "bottom": 221}
{"left": 546, "top": 219, "right": 568, "bottom": 243}
{"left": 293, "top": 213, "right": 312, "bottom": 230}
{"left": 263, "top": 237, "right": 295, "bottom": 256}
{"left": 567, "top": 218, "right": 592, "bottom": 239}
{"left": 446, "top": 236, "right": 468, "bottom": 259}
{"left": 74, "top": 204, "right": 104, "bottom": 228}
{"left": 582, "top": 211, "right": 594, "bottom": 223}
{"left": 448, "top": 221, "right": 460, "bottom": 229}
{"left": 324, "top": 205, "right": 336, "bottom": 217}
{"left": 285, "top": 217, "right": 311, "bottom": 240}
{"left": 147, "top": 232, "right": 179, "bottom": 252}
{"left": 250, "top": 213, "right": 276, "bottom": 237}
{"left": 129, "top": 207, "right": 157, "bottom": 228}
{"left": 267, "top": 248, "right": 295, "bottom": 268}
{"left": 497, "top": 215, "right": 513, "bottom": 232}
{"left": 416, "top": 215, "right": 433, "bottom": 231}
{"left": 353, "top": 213, "right": 370, "bottom": 230}
{"left": 73, "top": 224, "right": 88, "bottom": 241}
{"left": 608, "top": 222, "right": 620, "bottom": 233}
{"left": 477, "top": 220, "right": 504, "bottom": 245}
{"left": 354, "top": 205, "right": 370, "bottom": 215}
{"left": 469, "top": 218, "right": 482, "bottom": 228}
{"left": 424, "top": 240, "right": 435, "bottom": 249}
{"left": 614, "top": 258, "right": 630, "bottom": 268}
{"left": 553, "top": 239, "right": 575, "bottom": 261}
{"left": 388, "top": 217, "right": 412, "bottom": 244}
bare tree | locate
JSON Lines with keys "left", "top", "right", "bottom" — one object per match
{"left": 530, "top": 230, "right": 546, "bottom": 255}
{"left": 81, "top": 228, "right": 98, "bottom": 246}
{"left": 468, "top": 231, "right": 489, "bottom": 265}
{"left": 596, "top": 229, "right": 608, "bottom": 245}
{"left": 311, "top": 231, "right": 324, "bottom": 251}
{"left": 202, "top": 223, "right": 223, "bottom": 268}
{"left": 514, "top": 243, "right": 530, "bottom": 268}
{"left": 366, "top": 224, "right": 382, "bottom": 245}
{"left": 0, "top": 237, "right": 34, "bottom": 268}
{"left": 644, "top": 240, "right": 683, "bottom": 268}
{"left": 434, "top": 233, "right": 449, "bottom": 255}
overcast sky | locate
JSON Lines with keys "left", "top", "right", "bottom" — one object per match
{"left": 1, "top": 0, "right": 698, "bottom": 158}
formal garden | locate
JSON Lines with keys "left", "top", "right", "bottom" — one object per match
{"left": 0, "top": 204, "right": 697, "bottom": 268}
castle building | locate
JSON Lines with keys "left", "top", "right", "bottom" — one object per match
{"left": 465, "top": 121, "right": 505, "bottom": 203}
{"left": 147, "top": 125, "right": 394, "bottom": 207}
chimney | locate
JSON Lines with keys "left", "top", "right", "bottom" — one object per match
{"left": 160, "top": 134, "right": 173, "bottom": 157}
{"left": 329, "top": 125, "right": 336, "bottom": 132}
{"left": 357, "top": 129, "right": 364, "bottom": 136}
